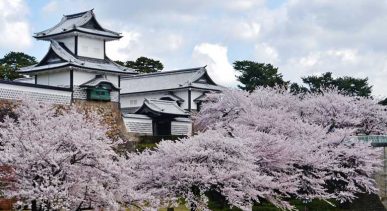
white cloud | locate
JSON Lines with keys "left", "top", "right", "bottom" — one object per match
{"left": 224, "top": 0, "right": 265, "bottom": 11}
{"left": 106, "top": 30, "right": 184, "bottom": 70}
{"left": 167, "top": 34, "right": 184, "bottom": 51}
{"left": 42, "top": 1, "right": 59, "bottom": 14}
{"left": 248, "top": 0, "right": 387, "bottom": 96}
{"left": 0, "top": 0, "right": 31, "bottom": 50}
{"left": 234, "top": 21, "right": 261, "bottom": 40}
{"left": 326, "top": 49, "right": 358, "bottom": 63}
{"left": 106, "top": 31, "right": 141, "bottom": 61}
{"left": 280, "top": 48, "right": 387, "bottom": 96}
{"left": 14, "top": 0, "right": 387, "bottom": 96}
{"left": 192, "top": 43, "right": 237, "bottom": 87}
{"left": 254, "top": 43, "right": 279, "bottom": 64}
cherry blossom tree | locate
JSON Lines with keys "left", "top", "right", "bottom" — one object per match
{"left": 125, "top": 88, "right": 385, "bottom": 210}
{"left": 0, "top": 100, "right": 130, "bottom": 210}
{"left": 1, "top": 88, "right": 384, "bottom": 211}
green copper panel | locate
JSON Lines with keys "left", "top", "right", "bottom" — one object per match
{"left": 87, "top": 88, "right": 111, "bottom": 101}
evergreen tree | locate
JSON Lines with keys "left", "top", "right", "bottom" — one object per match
{"left": 116, "top": 57, "right": 164, "bottom": 73}
{"left": 297, "top": 72, "right": 372, "bottom": 97}
{"left": 378, "top": 98, "right": 387, "bottom": 106}
{"left": 234, "top": 61, "right": 289, "bottom": 92}
{"left": 0, "top": 52, "right": 37, "bottom": 80}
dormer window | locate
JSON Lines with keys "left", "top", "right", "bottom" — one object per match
{"left": 80, "top": 75, "right": 120, "bottom": 102}
{"left": 87, "top": 86, "right": 111, "bottom": 101}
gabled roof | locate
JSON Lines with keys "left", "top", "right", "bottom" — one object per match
{"left": 80, "top": 74, "right": 120, "bottom": 90}
{"left": 120, "top": 67, "right": 222, "bottom": 94}
{"left": 159, "top": 92, "right": 184, "bottom": 102}
{"left": 135, "top": 98, "right": 189, "bottom": 117}
{"left": 18, "top": 40, "right": 137, "bottom": 75}
{"left": 193, "top": 93, "right": 207, "bottom": 102}
{"left": 34, "top": 10, "right": 121, "bottom": 40}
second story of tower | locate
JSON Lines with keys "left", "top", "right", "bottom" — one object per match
{"left": 34, "top": 9, "right": 121, "bottom": 60}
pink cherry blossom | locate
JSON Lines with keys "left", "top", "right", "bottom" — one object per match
{"left": 126, "top": 88, "right": 384, "bottom": 210}
{"left": 0, "top": 100, "right": 128, "bottom": 210}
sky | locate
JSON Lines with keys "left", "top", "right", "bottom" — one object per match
{"left": 1, "top": 0, "right": 387, "bottom": 96}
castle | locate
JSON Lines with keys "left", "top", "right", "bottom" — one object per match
{"left": 0, "top": 10, "right": 222, "bottom": 137}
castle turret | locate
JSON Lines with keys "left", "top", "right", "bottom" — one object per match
{"left": 18, "top": 10, "right": 137, "bottom": 103}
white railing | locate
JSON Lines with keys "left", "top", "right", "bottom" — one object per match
{"left": 351, "top": 135, "right": 387, "bottom": 146}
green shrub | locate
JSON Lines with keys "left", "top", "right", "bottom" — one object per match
{"left": 135, "top": 135, "right": 186, "bottom": 152}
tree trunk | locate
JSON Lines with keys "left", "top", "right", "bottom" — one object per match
{"left": 31, "top": 200, "right": 37, "bottom": 211}
{"left": 190, "top": 203, "right": 196, "bottom": 211}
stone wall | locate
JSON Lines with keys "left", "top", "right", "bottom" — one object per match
{"left": 72, "top": 100, "right": 136, "bottom": 143}
{"left": 0, "top": 98, "right": 138, "bottom": 145}
{"left": 375, "top": 147, "right": 387, "bottom": 200}
{"left": 0, "top": 81, "right": 72, "bottom": 105}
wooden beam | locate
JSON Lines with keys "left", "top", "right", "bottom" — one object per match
{"left": 74, "top": 35, "right": 78, "bottom": 56}
{"left": 188, "top": 88, "right": 191, "bottom": 112}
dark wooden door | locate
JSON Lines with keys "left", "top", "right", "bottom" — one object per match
{"left": 153, "top": 119, "right": 171, "bottom": 136}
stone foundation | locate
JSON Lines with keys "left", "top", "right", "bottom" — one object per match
{"left": 72, "top": 99, "right": 137, "bottom": 143}
{"left": 375, "top": 147, "right": 387, "bottom": 208}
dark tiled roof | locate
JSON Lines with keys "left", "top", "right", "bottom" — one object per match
{"left": 120, "top": 67, "right": 222, "bottom": 94}
{"left": 80, "top": 75, "right": 120, "bottom": 90}
{"left": 135, "top": 98, "right": 189, "bottom": 117}
{"left": 34, "top": 10, "right": 121, "bottom": 40}
{"left": 19, "top": 40, "right": 137, "bottom": 74}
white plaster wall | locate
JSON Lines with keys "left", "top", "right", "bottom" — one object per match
{"left": 57, "top": 37, "right": 75, "bottom": 53}
{"left": 73, "top": 71, "right": 119, "bottom": 86}
{"left": 121, "top": 90, "right": 204, "bottom": 111}
{"left": 191, "top": 90, "right": 203, "bottom": 110}
{"left": 106, "top": 75, "right": 119, "bottom": 87}
{"left": 174, "top": 90, "right": 203, "bottom": 110}
{"left": 73, "top": 71, "right": 96, "bottom": 85}
{"left": 50, "top": 72, "right": 70, "bottom": 87}
{"left": 78, "top": 36, "right": 104, "bottom": 59}
{"left": 37, "top": 72, "right": 70, "bottom": 87}
{"left": 37, "top": 74, "right": 49, "bottom": 85}
{"left": 174, "top": 90, "right": 189, "bottom": 109}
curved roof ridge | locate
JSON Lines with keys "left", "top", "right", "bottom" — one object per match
{"left": 36, "top": 10, "right": 92, "bottom": 36}
{"left": 80, "top": 74, "right": 120, "bottom": 90}
{"left": 50, "top": 40, "right": 83, "bottom": 65}
{"left": 80, "top": 11, "right": 121, "bottom": 36}
{"left": 64, "top": 10, "right": 92, "bottom": 18}
{"left": 148, "top": 98, "right": 178, "bottom": 104}
{"left": 144, "top": 98, "right": 163, "bottom": 111}
{"left": 34, "top": 10, "right": 121, "bottom": 39}
{"left": 136, "top": 98, "right": 189, "bottom": 116}
{"left": 19, "top": 40, "right": 138, "bottom": 74}
{"left": 122, "top": 66, "right": 206, "bottom": 80}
